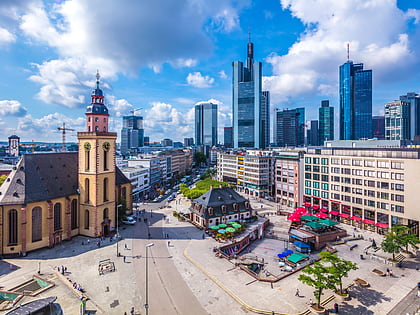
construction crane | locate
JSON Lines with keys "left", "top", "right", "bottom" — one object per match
{"left": 57, "top": 123, "right": 75, "bottom": 152}
{"left": 130, "top": 108, "right": 143, "bottom": 116}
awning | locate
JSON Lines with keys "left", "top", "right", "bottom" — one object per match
{"left": 287, "top": 252, "right": 309, "bottom": 264}
{"left": 311, "top": 205, "right": 320, "bottom": 209}
{"left": 375, "top": 222, "right": 389, "bottom": 228}
{"left": 329, "top": 210, "right": 339, "bottom": 215}
{"left": 299, "top": 214, "right": 319, "bottom": 221}
{"left": 295, "top": 207, "right": 306, "bottom": 211}
{"left": 316, "top": 212, "right": 329, "bottom": 218}
{"left": 319, "top": 208, "right": 329, "bottom": 212}
{"left": 339, "top": 213, "right": 350, "bottom": 218}
{"left": 294, "top": 240, "right": 310, "bottom": 248}
{"left": 350, "top": 216, "right": 362, "bottom": 221}
{"left": 317, "top": 219, "right": 340, "bottom": 226}
{"left": 362, "top": 219, "right": 375, "bottom": 225}
{"left": 304, "top": 221, "right": 325, "bottom": 229}
{"left": 303, "top": 203, "right": 311, "bottom": 207}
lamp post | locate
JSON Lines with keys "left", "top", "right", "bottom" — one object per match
{"left": 116, "top": 204, "right": 122, "bottom": 257}
{"left": 145, "top": 243, "right": 154, "bottom": 315}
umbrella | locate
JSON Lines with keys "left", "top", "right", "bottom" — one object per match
{"left": 218, "top": 229, "right": 226, "bottom": 234}
{"left": 210, "top": 225, "right": 219, "bottom": 230}
{"left": 226, "top": 227, "right": 236, "bottom": 233}
{"left": 286, "top": 250, "right": 293, "bottom": 255}
{"left": 290, "top": 217, "right": 301, "bottom": 222}
{"left": 316, "top": 212, "right": 329, "bottom": 218}
{"left": 277, "top": 253, "right": 285, "bottom": 258}
{"left": 232, "top": 223, "right": 241, "bottom": 228}
{"left": 218, "top": 224, "right": 227, "bottom": 228}
{"left": 295, "top": 207, "right": 306, "bottom": 211}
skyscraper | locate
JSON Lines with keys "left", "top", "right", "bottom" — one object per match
{"left": 274, "top": 108, "right": 305, "bottom": 147}
{"left": 232, "top": 38, "right": 269, "bottom": 149}
{"left": 400, "top": 92, "right": 420, "bottom": 139}
{"left": 339, "top": 61, "right": 372, "bottom": 140}
{"left": 385, "top": 100, "right": 410, "bottom": 140}
{"left": 318, "top": 100, "right": 334, "bottom": 144}
{"left": 120, "top": 115, "right": 144, "bottom": 155}
{"left": 184, "top": 137, "right": 194, "bottom": 147}
{"left": 372, "top": 116, "right": 385, "bottom": 139}
{"left": 308, "top": 120, "right": 319, "bottom": 146}
{"left": 224, "top": 127, "right": 233, "bottom": 148}
{"left": 195, "top": 101, "right": 218, "bottom": 146}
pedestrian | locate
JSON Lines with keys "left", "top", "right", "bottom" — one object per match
{"left": 333, "top": 302, "right": 338, "bottom": 313}
{"left": 386, "top": 268, "right": 390, "bottom": 276}
{"left": 168, "top": 241, "right": 170, "bottom": 246}
{"left": 389, "top": 269, "right": 393, "bottom": 277}
{"left": 130, "top": 306, "right": 135, "bottom": 315}
{"left": 87, "top": 239, "right": 90, "bottom": 245}
{"left": 123, "top": 256, "right": 126, "bottom": 263}
{"left": 64, "top": 266, "right": 67, "bottom": 273}
{"left": 295, "top": 288, "right": 299, "bottom": 296}
{"left": 202, "top": 233, "right": 205, "bottom": 239}
{"left": 124, "top": 243, "right": 128, "bottom": 249}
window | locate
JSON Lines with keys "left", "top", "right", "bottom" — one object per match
{"left": 305, "top": 165, "right": 311, "bottom": 172}
{"left": 104, "top": 150, "right": 108, "bottom": 171}
{"left": 85, "top": 210, "right": 90, "bottom": 229}
{"left": 321, "top": 175, "right": 329, "bottom": 182}
{"left": 313, "top": 189, "right": 320, "bottom": 197}
{"left": 377, "top": 161, "right": 389, "bottom": 168}
{"left": 352, "top": 169, "right": 363, "bottom": 176}
{"left": 305, "top": 180, "right": 311, "bottom": 187}
{"left": 364, "top": 180, "right": 375, "bottom": 187}
{"left": 342, "top": 195, "right": 351, "bottom": 202}
{"left": 391, "top": 162, "right": 404, "bottom": 169}
{"left": 8, "top": 209, "right": 18, "bottom": 245}
{"left": 342, "top": 186, "right": 350, "bottom": 193}
{"left": 352, "top": 188, "right": 362, "bottom": 195}
{"left": 352, "top": 178, "right": 362, "bottom": 185}
{"left": 395, "top": 205, "right": 404, "bottom": 213}
{"left": 32, "top": 207, "right": 42, "bottom": 242}
{"left": 71, "top": 199, "right": 78, "bottom": 229}
{"left": 313, "top": 158, "right": 320, "bottom": 164}
{"left": 85, "top": 178, "right": 90, "bottom": 203}
{"left": 341, "top": 168, "right": 351, "bottom": 175}
{"left": 85, "top": 150, "right": 90, "bottom": 171}
{"left": 377, "top": 182, "right": 389, "bottom": 189}
{"left": 377, "top": 202, "right": 389, "bottom": 210}
{"left": 305, "top": 188, "right": 312, "bottom": 195}
{"left": 321, "top": 166, "right": 328, "bottom": 173}
{"left": 378, "top": 172, "right": 390, "bottom": 179}
{"left": 395, "top": 184, "right": 404, "bottom": 191}
{"left": 313, "top": 182, "right": 320, "bottom": 189}
{"left": 331, "top": 176, "right": 340, "bottom": 182}
{"left": 103, "top": 208, "right": 109, "bottom": 219}
{"left": 332, "top": 193, "right": 340, "bottom": 200}
{"left": 391, "top": 173, "right": 404, "bottom": 181}
{"left": 54, "top": 203, "right": 61, "bottom": 231}
{"left": 364, "top": 170, "right": 376, "bottom": 177}
{"left": 321, "top": 158, "right": 328, "bottom": 165}
{"left": 305, "top": 157, "right": 311, "bottom": 163}
{"left": 103, "top": 178, "right": 108, "bottom": 202}
{"left": 364, "top": 189, "right": 375, "bottom": 197}
{"left": 352, "top": 160, "right": 362, "bottom": 166}
{"left": 321, "top": 191, "right": 329, "bottom": 199}
{"left": 364, "top": 160, "right": 375, "bottom": 167}
{"left": 341, "top": 159, "right": 350, "bottom": 165}
{"left": 313, "top": 166, "right": 320, "bottom": 172}
{"left": 395, "top": 194, "right": 404, "bottom": 202}
{"left": 321, "top": 183, "right": 329, "bottom": 190}
{"left": 313, "top": 174, "right": 320, "bottom": 180}
{"left": 354, "top": 197, "right": 362, "bottom": 204}
{"left": 331, "top": 185, "right": 340, "bottom": 191}
{"left": 341, "top": 177, "right": 350, "bottom": 184}
{"left": 305, "top": 173, "right": 311, "bottom": 179}
{"left": 331, "top": 158, "right": 340, "bottom": 165}
{"left": 332, "top": 167, "right": 340, "bottom": 174}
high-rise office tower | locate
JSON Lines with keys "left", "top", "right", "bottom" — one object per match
{"left": 308, "top": 120, "right": 319, "bottom": 146}
{"left": 339, "top": 61, "right": 372, "bottom": 140}
{"left": 319, "top": 100, "right": 334, "bottom": 144}
{"left": 274, "top": 108, "right": 305, "bottom": 147}
{"left": 121, "top": 115, "right": 144, "bottom": 155}
{"left": 195, "top": 101, "right": 218, "bottom": 146}
{"left": 232, "top": 38, "right": 269, "bottom": 149}
{"left": 224, "top": 127, "right": 233, "bottom": 148}
{"left": 184, "top": 137, "right": 194, "bottom": 147}
{"left": 400, "top": 92, "right": 420, "bottom": 139}
{"left": 385, "top": 100, "right": 410, "bottom": 140}
{"left": 372, "top": 116, "right": 385, "bottom": 139}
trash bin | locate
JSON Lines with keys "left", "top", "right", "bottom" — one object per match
{"left": 360, "top": 254, "right": 364, "bottom": 260}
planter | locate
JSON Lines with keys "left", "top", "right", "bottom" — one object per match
{"left": 335, "top": 291, "right": 350, "bottom": 301}
{"left": 372, "top": 269, "right": 385, "bottom": 276}
{"left": 310, "top": 305, "right": 326, "bottom": 314}
{"left": 354, "top": 278, "right": 369, "bottom": 287}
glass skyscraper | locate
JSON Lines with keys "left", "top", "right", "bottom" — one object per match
{"left": 339, "top": 61, "right": 372, "bottom": 140}
{"left": 274, "top": 107, "right": 305, "bottom": 147}
{"left": 232, "top": 39, "right": 269, "bottom": 149}
{"left": 319, "top": 100, "right": 334, "bottom": 144}
{"left": 121, "top": 115, "right": 144, "bottom": 155}
{"left": 400, "top": 92, "right": 420, "bottom": 139}
{"left": 385, "top": 100, "right": 410, "bottom": 140}
{"left": 195, "top": 102, "right": 218, "bottom": 146}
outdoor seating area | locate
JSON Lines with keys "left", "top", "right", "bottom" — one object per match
{"left": 209, "top": 222, "right": 245, "bottom": 240}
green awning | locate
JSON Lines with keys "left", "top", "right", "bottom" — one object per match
{"left": 303, "top": 221, "right": 325, "bottom": 229}
{"left": 299, "top": 215, "right": 318, "bottom": 221}
{"left": 287, "top": 253, "right": 309, "bottom": 264}
{"left": 210, "top": 225, "right": 219, "bottom": 230}
{"left": 317, "top": 219, "right": 340, "bottom": 226}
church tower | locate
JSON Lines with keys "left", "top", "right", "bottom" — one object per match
{"left": 78, "top": 72, "right": 117, "bottom": 237}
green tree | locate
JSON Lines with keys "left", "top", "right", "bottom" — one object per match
{"left": 381, "top": 229, "right": 403, "bottom": 261}
{"left": 0, "top": 175, "right": 7, "bottom": 187}
{"left": 298, "top": 261, "right": 336, "bottom": 308}
{"left": 392, "top": 225, "right": 419, "bottom": 253}
{"left": 319, "top": 251, "right": 358, "bottom": 294}
{"left": 194, "top": 151, "right": 207, "bottom": 165}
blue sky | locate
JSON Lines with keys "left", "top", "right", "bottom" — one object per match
{"left": 0, "top": 0, "right": 419, "bottom": 143}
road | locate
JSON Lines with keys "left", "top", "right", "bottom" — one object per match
{"left": 132, "top": 205, "right": 207, "bottom": 315}
{"left": 387, "top": 285, "right": 420, "bottom": 315}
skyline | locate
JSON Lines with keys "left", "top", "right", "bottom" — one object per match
{"left": 0, "top": 0, "right": 420, "bottom": 143}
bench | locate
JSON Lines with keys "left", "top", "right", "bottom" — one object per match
{"left": 349, "top": 244, "right": 358, "bottom": 250}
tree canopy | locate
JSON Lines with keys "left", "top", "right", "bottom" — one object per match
{"left": 180, "top": 178, "right": 229, "bottom": 199}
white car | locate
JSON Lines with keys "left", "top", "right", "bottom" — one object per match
{"left": 122, "top": 217, "right": 136, "bottom": 225}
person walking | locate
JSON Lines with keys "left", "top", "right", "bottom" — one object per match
{"left": 123, "top": 256, "right": 126, "bottom": 263}
{"left": 333, "top": 303, "right": 339, "bottom": 313}
{"left": 390, "top": 269, "right": 393, "bottom": 277}
{"left": 386, "top": 268, "right": 390, "bottom": 276}
{"left": 295, "top": 288, "right": 299, "bottom": 296}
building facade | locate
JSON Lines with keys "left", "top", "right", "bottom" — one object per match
{"left": 303, "top": 146, "right": 420, "bottom": 236}
{"left": 308, "top": 120, "right": 319, "bottom": 146}
{"left": 339, "top": 61, "right": 372, "bottom": 140}
{"left": 120, "top": 115, "right": 144, "bottom": 155}
{"left": 385, "top": 100, "right": 410, "bottom": 140}
{"left": 195, "top": 102, "right": 218, "bottom": 147}
{"left": 224, "top": 127, "right": 233, "bottom": 148}
{"left": 319, "top": 100, "right": 334, "bottom": 144}
{"left": 232, "top": 39, "right": 269, "bottom": 149}
{"left": 184, "top": 138, "right": 194, "bottom": 147}
{"left": 372, "top": 116, "right": 385, "bottom": 140}
{"left": 274, "top": 108, "right": 305, "bottom": 147}
{"left": 400, "top": 92, "right": 420, "bottom": 140}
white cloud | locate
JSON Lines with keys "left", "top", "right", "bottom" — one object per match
{"left": 264, "top": 0, "right": 417, "bottom": 105}
{"left": 0, "top": 100, "right": 27, "bottom": 116}
{"left": 0, "top": 27, "right": 15, "bottom": 45}
{"left": 208, "top": 8, "right": 240, "bottom": 33}
{"left": 218, "top": 70, "right": 228, "bottom": 79}
{"left": 406, "top": 9, "right": 420, "bottom": 24}
{"left": 107, "top": 96, "right": 134, "bottom": 118}
{"left": 186, "top": 72, "right": 215, "bottom": 88}
{"left": 171, "top": 58, "right": 198, "bottom": 68}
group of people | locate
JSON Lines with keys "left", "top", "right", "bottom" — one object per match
{"left": 72, "top": 281, "right": 84, "bottom": 293}
{"left": 58, "top": 265, "right": 67, "bottom": 275}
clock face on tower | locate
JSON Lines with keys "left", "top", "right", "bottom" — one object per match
{"left": 102, "top": 142, "right": 110, "bottom": 151}
{"left": 84, "top": 142, "right": 91, "bottom": 151}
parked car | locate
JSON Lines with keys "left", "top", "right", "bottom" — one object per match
{"left": 122, "top": 216, "right": 136, "bottom": 225}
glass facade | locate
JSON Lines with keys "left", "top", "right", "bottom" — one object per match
{"left": 274, "top": 108, "right": 305, "bottom": 147}
{"left": 339, "top": 61, "right": 372, "bottom": 140}
{"left": 385, "top": 101, "right": 410, "bottom": 140}
{"left": 195, "top": 102, "right": 218, "bottom": 146}
{"left": 121, "top": 115, "right": 144, "bottom": 155}
{"left": 319, "top": 100, "right": 334, "bottom": 143}
{"left": 400, "top": 92, "right": 420, "bottom": 139}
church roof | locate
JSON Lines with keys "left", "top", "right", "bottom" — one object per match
{"left": 116, "top": 167, "right": 130, "bottom": 185}
{"left": 0, "top": 152, "right": 79, "bottom": 205}
{"left": 8, "top": 135, "right": 19, "bottom": 139}
{"left": 193, "top": 187, "right": 247, "bottom": 208}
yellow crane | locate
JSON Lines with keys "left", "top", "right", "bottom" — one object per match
{"left": 57, "top": 123, "right": 75, "bottom": 152}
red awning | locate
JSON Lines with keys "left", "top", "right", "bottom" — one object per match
{"left": 319, "top": 208, "right": 328, "bottom": 212}
{"left": 296, "top": 207, "right": 306, "bottom": 211}
{"left": 375, "top": 222, "right": 389, "bottom": 228}
{"left": 311, "top": 205, "right": 320, "bottom": 209}
{"left": 362, "top": 219, "right": 375, "bottom": 225}
{"left": 330, "top": 200, "right": 341, "bottom": 203}
{"left": 303, "top": 203, "right": 311, "bottom": 207}
{"left": 316, "top": 212, "right": 329, "bottom": 218}
{"left": 339, "top": 213, "right": 350, "bottom": 218}
{"left": 329, "top": 210, "right": 339, "bottom": 215}
{"left": 350, "top": 216, "right": 362, "bottom": 221}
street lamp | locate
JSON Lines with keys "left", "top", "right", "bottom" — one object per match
{"left": 145, "top": 243, "right": 154, "bottom": 315}
{"left": 116, "top": 204, "right": 122, "bottom": 257}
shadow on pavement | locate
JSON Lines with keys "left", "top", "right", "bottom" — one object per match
{"left": 0, "top": 260, "right": 20, "bottom": 276}
{"left": 350, "top": 285, "right": 391, "bottom": 306}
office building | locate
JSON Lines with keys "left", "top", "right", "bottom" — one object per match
{"left": 274, "top": 108, "right": 305, "bottom": 147}
{"left": 308, "top": 120, "right": 319, "bottom": 146}
{"left": 121, "top": 115, "right": 144, "bottom": 155}
{"left": 400, "top": 92, "right": 420, "bottom": 139}
{"left": 195, "top": 101, "right": 218, "bottom": 147}
{"left": 339, "top": 61, "right": 372, "bottom": 140}
{"left": 224, "top": 127, "right": 233, "bottom": 148}
{"left": 372, "top": 116, "right": 385, "bottom": 139}
{"left": 143, "top": 136, "right": 150, "bottom": 146}
{"left": 319, "top": 100, "right": 334, "bottom": 144}
{"left": 232, "top": 38, "right": 269, "bottom": 149}
{"left": 161, "top": 138, "right": 173, "bottom": 147}
{"left": 184, "top": 137, "right": 194, "bottom": 147}
{"left": 385, "top": 100, "right": 410, "bottom": 140}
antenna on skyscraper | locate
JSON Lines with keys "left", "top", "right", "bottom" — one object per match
{"left": 347, "top": 43, "right": 350, "bottom": 61}
{"left": 248, "top": 25, "right": 251, "bottom": 43}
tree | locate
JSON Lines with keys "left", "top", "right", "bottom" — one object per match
{"left": 381, "top": 229, "right": 403, "bottom": 261}
{"left": 194, "top": 151, "right": 207, "bottom": 165}
{"left": 319, "top": 251, "right": 358, "bottom": 294}
{"left": 298, "top": 261, "right": 336, "bottom": 309}
{"left": 392, "top": 225, "right": 419, "bottom": 253}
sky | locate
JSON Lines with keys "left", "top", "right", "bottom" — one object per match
{"left": 0, "top": 0, "right": 420, "bottom": 144}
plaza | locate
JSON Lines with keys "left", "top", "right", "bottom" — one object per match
{"left": 0, "top": 195, "right": 419, "bottom": 314}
